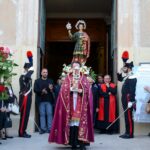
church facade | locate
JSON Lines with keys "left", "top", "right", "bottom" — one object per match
{"left": 0, "top": 0, "right": 150, "bottom": 135}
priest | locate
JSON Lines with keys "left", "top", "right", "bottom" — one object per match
{"left": 48, "top": 61, "right": 94, "bottom": 150}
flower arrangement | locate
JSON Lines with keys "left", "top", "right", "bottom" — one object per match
{"left": 80, "top": 66, "right": 91, "bottom": 75}
{"left": 62, "top": 64, "right": 72, "bottom": 74}
{"left": 61, "top": 64, "right": 97, "bottom": 81}
{"left": 0, "top": 46, "right": 18, "bottom": 100}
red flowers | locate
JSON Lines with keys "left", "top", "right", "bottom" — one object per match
{"left": 0, "top": 46, "right": 11, "bottom": 61}
{"left": 0, "top": 85, "right": 6, "bottom": 93}
{"left": 0, "top": 46, "right": 17, "bottom": 100}
{"left": 0, "top": 47, "right": 4, "bottom": 51}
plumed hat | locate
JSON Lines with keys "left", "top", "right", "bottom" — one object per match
{"left": 24, "top": 63, "right": 31, "bottom": 69}
{"left": 122, "top": 51, "right": 129, "bottom": 63}
{"left": 124, "top": 60, "right": 134, "bottom": 69}
{"left": 121, "top": 50, "right": 134, "bottom": 69}
{"left": 24, "top": 50, "right": 33, "bottom": 69}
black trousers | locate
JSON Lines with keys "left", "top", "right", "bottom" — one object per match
{"left": 69, "top": 126, "right": 79, "bottom": 147}
{"left": 0, "top": 111, "right": 10, "bottom": 130}
{"left": 0, "top": 111, "right": 5, "bottom": 130}
{"left": 124, "top": 108, "right": 134, "bottom": 136}
{"left": 122, "top": 97, "right": 134, "bottom": 136}
{"left": 19, "top": 93, "right": 32, "bottom": 136}
{"left": 69, "top": 126, "right": 87, "bottom": 149}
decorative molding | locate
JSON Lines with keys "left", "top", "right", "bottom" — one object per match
{"left": 46, "top": 12, "right": 111, "bottom": 19}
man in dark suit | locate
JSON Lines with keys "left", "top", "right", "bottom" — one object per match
{"left": 34, "top": 68, "right": 55, "bottom": 134}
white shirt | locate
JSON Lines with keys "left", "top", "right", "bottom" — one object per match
{"left": 70, "top": 92, "right": 80, "bottom": 126}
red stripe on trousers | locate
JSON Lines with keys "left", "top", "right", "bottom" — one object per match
{"left": 20, "top": 95, "right": 28, "bottom": 135}
{"left": 127, "top": 94, "right": 133, "bottom": 136}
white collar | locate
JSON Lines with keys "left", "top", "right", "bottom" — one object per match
{"left": 123, "top": 71, "right": 133, "bottom": 81}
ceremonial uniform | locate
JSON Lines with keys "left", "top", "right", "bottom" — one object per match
{"left": 18, "top": 67, "right": 33, "bottom": 137}
{"left": 117, "top": 72, "right": 137, "bottom": 138}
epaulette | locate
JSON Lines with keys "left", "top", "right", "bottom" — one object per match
{"left": 128, "top": 75, "right": 137, "bottom": 79}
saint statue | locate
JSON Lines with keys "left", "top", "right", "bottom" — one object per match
{"left": 66, "top": 20, "right": 90, "bottom": 65}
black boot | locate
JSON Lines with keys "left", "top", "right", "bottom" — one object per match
{"left": 71, "top": 145, "right": 77, "bottom": 150}
{"left": 80, "top": 143, "right": 86, "bottom": 150}
{"left": 19, "top": 132, "right": 31, "bottom": 138}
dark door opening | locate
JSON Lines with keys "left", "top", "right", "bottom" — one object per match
{"left": 44, "top": 41, "right": 101, "bottom": 83}
{"left": 36, "top": 0, "right": 118, "bottom": 132}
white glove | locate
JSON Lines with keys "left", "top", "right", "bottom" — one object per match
{"left": 28, "top": 66, "right": 34, "bottom": 71}
{"left": 128, "top": 102, "right": 133, "bottom": 108}
{"left": 66, "top": 22, "right": 72, "bottom": 30}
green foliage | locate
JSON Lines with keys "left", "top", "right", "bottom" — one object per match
{"left": 0, "top": 46, "right": 18, "bottom": 100}
{"left": 90, "top": 69, "right": 97, "bottom": 82}
{"left": 0, "top": 90, "right": 9, "bottom": 100}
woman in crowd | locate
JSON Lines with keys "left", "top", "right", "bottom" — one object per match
{"left": 0, "top": 85, "right": 16, "bottom": 144}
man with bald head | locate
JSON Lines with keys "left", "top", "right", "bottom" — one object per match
{"left": 97, "top": 75, "right": 117, "bottom": 134}
{"left": 34, "top": 68, "right": 55, "bottom": 134}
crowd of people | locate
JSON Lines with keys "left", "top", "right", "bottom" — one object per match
{"left": 0, "top": 19, "right": 150, "bottom": 149}
{"left": 0, "top": 60, "right": 150, "bottom": 148}
{"left": 0, "top": 61, "right": 118, "bottom": 147}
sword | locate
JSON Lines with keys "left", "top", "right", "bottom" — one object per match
{"left": 106, "top": 107, "right": 129, "bottom": 130}
{"left": 31, "top": 118, "right": 41, "bottom": 132}
{"left": 106, "top": 101, "right": 136, "bottom": 130}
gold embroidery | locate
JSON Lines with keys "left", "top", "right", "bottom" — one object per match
{"left": 54, "top": 129, "right": 57, "bottom": 136}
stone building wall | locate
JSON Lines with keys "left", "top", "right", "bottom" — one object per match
{"left": 0, "top": 0, "right": 39, "bottom": 135}
{"left": 0, "top": 0, "right": 150, "bottom": 135}
{"left": 117, "top": 0, "right": 150, "bottom": 135}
